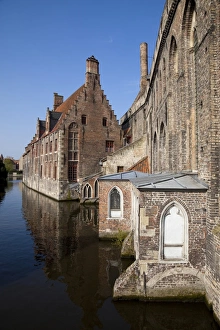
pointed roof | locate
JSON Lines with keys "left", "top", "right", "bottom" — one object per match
{"left": 51, "top": 85, "right": 85, "bottom": 132}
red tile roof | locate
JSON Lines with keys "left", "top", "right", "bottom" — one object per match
{"left": 51, "top": 84, "right": 85, "bottom": 133}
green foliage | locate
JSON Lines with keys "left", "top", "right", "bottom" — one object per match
{"left": 113, "top": 229, "right": 128, "bottom": 246}
{"left": 3, "top": 158, "right": 14, "bottom": 173}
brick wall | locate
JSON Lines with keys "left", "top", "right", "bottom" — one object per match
{"left": 99, "top": 180, "right": 133, "bottom": 238}
{"left": 112, "top": 0, "right": 220, "bottom": 321}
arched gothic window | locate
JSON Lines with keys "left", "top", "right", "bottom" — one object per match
{"left": 94, "top": 180, "right": 99, "bottom": 198}
{"left": 169, "top": 36, "right": 178, "bottom": 74}
{"left": 83, "top": 184, "right": 92, "bottom": 198}
{"left": 109, "top": 187, "right": 123, "bottom": 218}
{"left": 160, "top": 203, "right": 188, "bottom": 261}
{"left": 182, "top": 0, "right": 196, "bottom": 47}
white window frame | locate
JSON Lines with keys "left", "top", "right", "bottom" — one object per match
{"left": 160, "top": 202, "right": 188, "bottom": 262}
{"left": 108, "top": 186, "right": 123, "bottom": 219}
{"left": 83, "top": 183, "right": 92, "bottom": 198}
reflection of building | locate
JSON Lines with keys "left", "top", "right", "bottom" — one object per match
{"left": 23, "top": 56, "right": 121, "bottom": 201}
{"left": 22, "top": 184, "right": 123, "bottom": 329}
{"left": 98, "top": 0, "right": 220, "bottom": 325}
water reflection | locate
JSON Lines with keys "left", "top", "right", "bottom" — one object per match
{"left": 0, "top": 191, "right": 5, "bottom": 204}
{"left": 6, "top": 183, "right": 216, "bottom": 330}
{"left": 114, "top": 300, "right": 219, "bottom": 330}
{"left": 22, "top": 185, "right": 123, "bottom": 329}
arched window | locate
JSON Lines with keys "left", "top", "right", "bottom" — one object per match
{"left": 109, "top": 187, "right": 123, "bottom": 218}
{"left": 159, "top": 122, "right": 166, "bottom": 170}
{"left": 94, "top": 180, "right": 99, "bottom": 198}
{"left": 169, "top": 36, "right": 178, "bottom": 74}
{"left": 182, "top": 0, "right": 196, "bottom": 47}
{"left": 160, "top": 203, "right": 188, "bottom": 261}
{"left": 182, "top": 0, "right": 197, "bottom": 171}
{"left": 83, "top": 184, "right": 92, "bottom": 198}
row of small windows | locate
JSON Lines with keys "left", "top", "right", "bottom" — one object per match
{"left": 32, "top": 139, "right": 58, "bottom": 157}
{"left": 108, "top": 186, "right": 187, "bottom": 261}
{"left": 38, "top": 162, "right": 57, "bottom": 180}
{"left": 81, "top": 115, "right": 108, "bottom": 127}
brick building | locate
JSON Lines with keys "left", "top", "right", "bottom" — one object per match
{"left": 98, "top": 0, "right": 220, "bottom": 324}
{"left": 23, "top": 56, "right": 122, "bottom": 201}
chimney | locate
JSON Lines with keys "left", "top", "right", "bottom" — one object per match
{"left": 140, "top": 42, "right": 149, "bottom": 90}
{"left": 85, "top": 55, "right": 100, "bottom": 86}
{"left": 53, "top": 92, "right": 63, "bottom": 111}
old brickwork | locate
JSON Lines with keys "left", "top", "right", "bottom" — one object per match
{"left": 119, "top": 0, "right": 219, "bottom": 176}
{"left": 138, "top": 191, "right": 206, "bottom": 266}
{"left": 99, "top": 180, "right": 133, "bottom": 238}
{"left": 135, "top": 190, "right": 207, "bottom": 301}
{"left": 23, "top": 56, "right": 122, "bottom": 200}
{"left": 101, "top": 0, "right": 220, "bottom": 323}
{"left": 103, "top": 135, "right": 147, "bottom": 175}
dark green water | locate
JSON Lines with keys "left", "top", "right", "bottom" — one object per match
{"left": 0, "top": 180, "right": 219, "bottom": 330}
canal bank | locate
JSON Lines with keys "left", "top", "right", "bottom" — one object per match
{"left": 0, "top": 180, "right": 219, "bottom": 330}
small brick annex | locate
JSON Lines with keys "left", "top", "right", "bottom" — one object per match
{"left": 99, "top": 172, "right": 208, "bottom": 302}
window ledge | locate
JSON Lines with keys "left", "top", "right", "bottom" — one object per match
{"left": 159, "top": 259, "right": 188, "bottom": 264}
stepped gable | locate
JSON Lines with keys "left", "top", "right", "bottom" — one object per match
{"left": 51, "top": 85, "right": 85, "bottom": 132}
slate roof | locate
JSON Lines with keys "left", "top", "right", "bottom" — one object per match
{"left": 99, "top": 170, "right": 149, "bottom": 181}
{"left": 50, "top": 112, "right": 62, "bottom": 131}
{"left": 99, "top": 171, "right": 208, "bottom": 191}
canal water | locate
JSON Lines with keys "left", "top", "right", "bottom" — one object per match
{"left": 0, "top": 180, "right": 219, "bottom": 330}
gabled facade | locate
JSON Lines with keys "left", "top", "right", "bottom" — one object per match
{"left": 23, "top": 56, "right": 122, "bottom": 200}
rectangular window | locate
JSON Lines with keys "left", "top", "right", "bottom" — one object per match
{"left": 44, "top": 163, "right": 47, "bottom": 177}
{"left": 117, "top": 166, "right": 124, "bottom": 173}
{"left": 68, "top": 162, "right": 77, "bottom": 182}
{"left": 106, "top": 141, "right": 114, "bottom": 153}
{"left": 68, "top": 151, "right": 78, "bottom": 160}
{"left": 69, "top": 140, "right": 73, "bottom": 150}
{"left": 53, "top": 162, "right": 57, "bottom": 180}
{"left": 81, "top": 115, "right": 87, "bottom": 125}
{"left": 48, "top": 162, "right": 51, "bottom": 178}
{"left": 103, "top": 117, "right": 107, "bottom": 126}
{"left": 54, "top": 139, "right": 57, "bottom": 151}
{"left": 74, "top": 133, "right": 78, "bottom": 149}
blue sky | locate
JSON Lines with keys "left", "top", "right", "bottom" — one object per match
{"left": 0, "top": 0, "right": 165, "bottom": 160}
